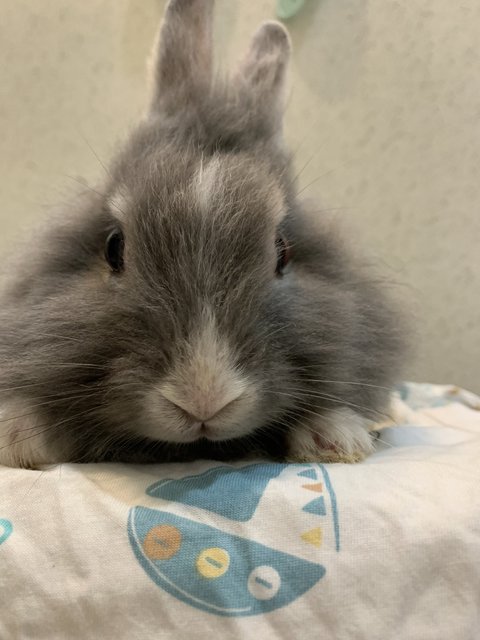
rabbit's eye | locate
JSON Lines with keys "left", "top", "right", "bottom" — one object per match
{"left": 105, "top": 229, "right": 125, "bottom": 272}
{"left": 275, "top": 234, "right": 291, "bottom": 276}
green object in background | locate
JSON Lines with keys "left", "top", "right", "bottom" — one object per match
{"left": 276, "top": 0, "right": 307, "bottom": 20}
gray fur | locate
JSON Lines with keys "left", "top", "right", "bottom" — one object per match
{"left": 0, "top": 0, "right": 406, "bottom": 467}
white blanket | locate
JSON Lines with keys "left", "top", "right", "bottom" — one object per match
{"left": 1, "top": 382, "right": 479, "bottom": 640}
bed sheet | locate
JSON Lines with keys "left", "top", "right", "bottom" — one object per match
{"left": 0, "top": 382, "right": 479, "bottom": 640}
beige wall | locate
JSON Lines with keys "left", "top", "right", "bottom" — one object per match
{"left": 0, "top": 0, "right": 479, "bottom": 391}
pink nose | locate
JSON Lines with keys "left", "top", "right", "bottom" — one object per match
{"left": 176, "top": 405, "right": 213, "bottom": 424}
{"left": 160, "top": 391, "right": 243, "bottom": 424}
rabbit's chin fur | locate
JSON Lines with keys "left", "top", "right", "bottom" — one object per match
{"left": 0, "top": 0, "right": 407, "bottom": 468}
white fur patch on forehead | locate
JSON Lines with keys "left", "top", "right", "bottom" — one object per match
{"left": 192, "top": 154, "right": 286, "bottom": 223}
{"left": 193, "top": 155, "right": 223, "bottom": 213}
{"left": 107, "top": 188, "right": 130, "bottom": 221}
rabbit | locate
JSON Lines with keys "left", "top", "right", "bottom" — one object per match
{"left": 0, "top": 0, "right": 406, "bottom": 469}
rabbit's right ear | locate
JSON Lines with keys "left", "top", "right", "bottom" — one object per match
{"left": 147, "top": 0, "right": 214, "bottom": 116}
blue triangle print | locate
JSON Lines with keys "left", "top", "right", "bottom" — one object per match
{"left": 146, "top": 463, "right": 288, "bottom": 522}
{"left": 297, "top": 469, "right": 317, "bottom": 480}
{"left": 303, "top": 496, "right": 326, "bottom": 516}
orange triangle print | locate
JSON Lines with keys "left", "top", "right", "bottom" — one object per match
{"left": 302, "top": 483, "right": 323, "bottom": 493}
{"left": 301, "top": 528, "right": 322, "bottom": 547}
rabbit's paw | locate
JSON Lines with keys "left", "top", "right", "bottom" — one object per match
{"left": 0, "top": 401, "right": 54, "bottom": 469}
{"left": 287, "top": 408, "right": 375, "bottom": 464}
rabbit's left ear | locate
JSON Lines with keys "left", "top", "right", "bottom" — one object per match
{"left": 147, "top": 0, "right": 214, "bottom": 116}
{"left": 235, "top": 21, "right": 291, "bottom": 132}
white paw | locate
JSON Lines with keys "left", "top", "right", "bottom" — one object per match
{"left": 287, "top": 408, "right": 375, "bottom": 464}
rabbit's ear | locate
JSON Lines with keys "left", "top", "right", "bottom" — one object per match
{"left": 148, "top": 0, "right": 214, "bottom": 116}
{"left": 236, "top": 21, "right": 291, "bottom": 131}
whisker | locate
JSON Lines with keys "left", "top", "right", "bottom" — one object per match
{"left": 295, "top": 160, "right": 351, "bottom": 198}
{"left": 3, "top": 362, "right": 107, "bottom": 370}
{"left": 77, "top": 131, "right": 113, "bottom": 179}
{"left": 0, "top": 392, "right": 103, "bottom": 430}
{"left": 0, "top": 382, "right": 52, "bottom": 393}
{"left": 31, "top": 332, "right": 82, "bottom": 343}
{"left": 0, "top": 404, "right": 104, "bottom": 454}
{"left": 64, "top": 175, "right": 107, "bottom": 201}
{"left": 285, "top": 375, "right": 394, "bottom": 392}
{"left": 264, "top": 387, "right": 395, "bottom": 423}
{"left": 370, "top": 434, "right": 396, "bottom": 450}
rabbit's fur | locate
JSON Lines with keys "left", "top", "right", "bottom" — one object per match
{"left": 0, "top": 0, "right": 406, "bottom": 468}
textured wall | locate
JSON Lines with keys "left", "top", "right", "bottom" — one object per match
{"left": 0, "top": 0, "right": 479, "bottom": 391}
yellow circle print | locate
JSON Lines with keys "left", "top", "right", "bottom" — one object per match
{"left": 196, "top": 547, "right": 230, "bottom": 579}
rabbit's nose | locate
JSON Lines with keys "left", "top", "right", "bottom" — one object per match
{"left": 159, "top": 389, "right": 244, "bottom": 424}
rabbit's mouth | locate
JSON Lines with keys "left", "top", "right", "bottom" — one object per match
{"left": 189, "top": 421, "right": 243, "bottom": 443}
{"left": 139, "top": 391, "right": 263, "bottom": 445}
{"left": 189, "top": 422, "right": 219, "bottom": 441}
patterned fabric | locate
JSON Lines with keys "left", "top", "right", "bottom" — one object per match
{"left": 1, "top": 382, "right": 479, "bottom": 639}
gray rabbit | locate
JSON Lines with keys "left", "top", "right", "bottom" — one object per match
{"left": 0, "top": 0, "right": 406, "bottom": 468}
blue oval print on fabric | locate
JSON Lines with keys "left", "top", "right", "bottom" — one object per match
{"left": 128, "top": 463, "right": 340, "bottom": 617}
